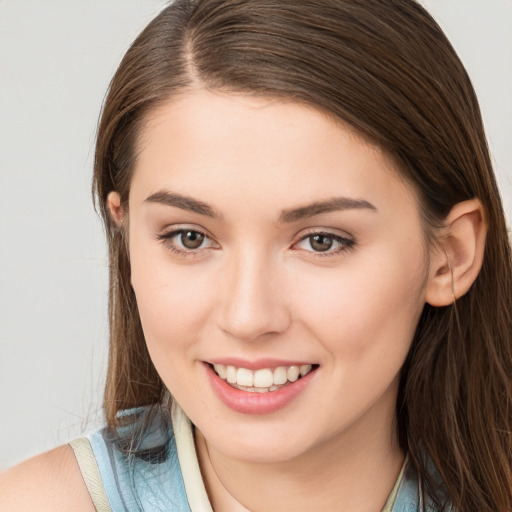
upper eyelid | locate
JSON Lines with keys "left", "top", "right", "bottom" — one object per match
{"left": 158, "top": 224, "right": 212, "bottom": 239}
{"left": 156, "top": 227, "right": 214, "bottom": 245}
{"left": 157, "top": 228, "right": 218, "bottom": 256}
{"left": 292, "top": 229, "right": 355, "bottom": 253}
{"left": 294, "top": 227, "right": 353, "bottom": 241}
{"left": 294, "top": 232, "right": 353, "bottom": 246}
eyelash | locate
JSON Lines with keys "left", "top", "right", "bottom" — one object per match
{"left": 156, "top": 228, "right": 355, "bottom": 258}
{"left": 294, "top": 231, "right": 356, "bottom": 256}
{"left": 156, "top": 228, "right": 215, "bottom": 258}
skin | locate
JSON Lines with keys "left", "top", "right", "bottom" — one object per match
{"left": 122, "top": 90, "right": 432, "bottom": 511}
{"left": 0, "top": 89, "right": 486, "bottom": 511}
{"left": 0, "top": 445, "right": 95, "bottom": 512}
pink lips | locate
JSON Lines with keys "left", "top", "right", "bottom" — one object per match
{"left": 204, "top": 362, "right": 317, "bottom": 415}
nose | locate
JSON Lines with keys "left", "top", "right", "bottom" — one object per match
{"left": 217, "top": 249, "right": 291, "bottom": 342}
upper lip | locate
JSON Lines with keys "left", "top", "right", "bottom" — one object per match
{"left": 205, "top": 358, "right": 317, "bottom": 370}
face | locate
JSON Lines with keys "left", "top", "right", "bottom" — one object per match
{"left": 124, "top": 90, "right": 430, "bottom": 464}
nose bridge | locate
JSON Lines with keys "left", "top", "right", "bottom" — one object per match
{"left": 218, "top": 244, "right": 290, "bottom": 341}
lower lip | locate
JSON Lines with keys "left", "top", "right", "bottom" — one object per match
{"left": 204, "top": 363, "right": 317, "bottom": 415}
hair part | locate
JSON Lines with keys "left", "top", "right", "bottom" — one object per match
{"left": 93, "top": 1, "right": 512, "bottom": 510}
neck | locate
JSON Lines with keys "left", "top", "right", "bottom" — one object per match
{"left": 195, "top": 398, "right": 404, "bottom": 512}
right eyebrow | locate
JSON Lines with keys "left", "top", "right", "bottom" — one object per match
{"left": 279, "top": 196, "right": 377, "bottom": 223}
{"left": 144, "top": 190, "right": 223, "bottom": 219}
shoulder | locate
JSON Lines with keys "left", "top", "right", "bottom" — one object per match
{"left": 0, "top": 444, "right": 94, "bottom": 512}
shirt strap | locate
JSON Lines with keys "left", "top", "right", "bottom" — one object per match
{"left": 69, "top": 437, "right": 113, "bottom": 512}
{"left": 172, "top": 400, "right": 214, "bottom": 512}
{"left": 381, "top": 454, "right": 408, "bottom": 512}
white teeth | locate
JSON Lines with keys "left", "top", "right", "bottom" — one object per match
{"left": 300, "top": 364, "right": 312, "bottom": 377}
{"left": 232, "top": 384, "right": 277, "bottom": 393}
{"left": 236, "top": 367, "right": 254, "bottom": 387}
{"left": 212, "top": 363, "right": 315, "bottom": 390}
{"left": 273, "top": 366, "right": 288, "bottom": 385}
{"left": 253, "top": 368, "right": 274, "bottom": 388}
{"left": 226, "top": 365, "right": 237, "bottom": 384}
{"left": 287, "top": 366, "right": 300, "bottom": 382}
{"left": 213, "top": 364, "right": 227, "bottom": 379}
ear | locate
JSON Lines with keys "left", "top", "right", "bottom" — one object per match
{"left": 106, "top": 191, "right": 124, "bottom": 227}
{"left": 425, "top": 198, "right": 487, "bottom": 307}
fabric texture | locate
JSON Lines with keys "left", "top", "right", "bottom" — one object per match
{"left": 71, "top": 402, "right": 439, "bottom": 511}
{"left": 79, "top": 404, "right": 190, "bottom": 511}
{"left": 70, "top": 437, "right": 113, "bottom": 512}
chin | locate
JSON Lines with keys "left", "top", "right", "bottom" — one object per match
{"left": 199, "top": 420, "right": 321, "bottom": 464}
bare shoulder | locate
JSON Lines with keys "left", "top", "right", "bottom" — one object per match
{"left": 0, "top": 444, "right": 95, "bottom": 512}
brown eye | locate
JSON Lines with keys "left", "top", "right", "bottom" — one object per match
{"left": 181, "top": 230, "right": 205, "bottom": 249}
{"left": 157, "top": 227, "right": 217, "bottom": 256}
{"left": 294, "top": 231, "right": 355, "bottom": 255}
{"left": 309, "top": 234, "right": 334, "bottom": 252}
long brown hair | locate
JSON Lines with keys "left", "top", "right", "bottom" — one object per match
{"left": 92, "top": 1, "right": 512, "bottom": 510}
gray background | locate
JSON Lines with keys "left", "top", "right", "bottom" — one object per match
{"left": 1, "top": 0, "right": 511, "bottom": 470}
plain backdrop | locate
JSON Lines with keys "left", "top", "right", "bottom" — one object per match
{"left": 0, "top": 0, "right": 511, "bottom": 470}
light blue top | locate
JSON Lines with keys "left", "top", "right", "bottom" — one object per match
{"left": 82, "top": 403, "right": 444, "bottom": 511}
{"left": 86, "top": 405, "right": 188, "bottom": 511}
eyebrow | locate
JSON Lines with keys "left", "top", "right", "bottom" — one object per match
{"left": 145, "top": 191, "right": 222, "bottom": 219}
{"left": 145, "top": 190, "right": 376, "bottom": 222}
{"left": 279, "top": 197, "right": 377, "bottom": 223}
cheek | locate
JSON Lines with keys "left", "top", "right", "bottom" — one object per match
{"left": 130, "top": 260, "right": 215, "bottom": 401}
{"left": 129, "top": 239, "right": 214, "bottom": 354}
{"left": 293, "top": 247, "right": 427, "bottom": 356}
{"left": 134, "top": 272, "right": 212, "bottom": 345}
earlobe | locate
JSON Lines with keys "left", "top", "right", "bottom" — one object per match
{"left": 425, "top": 198, "right": 487, "bottom": 307}
{"left": 107, "top": 191, "right": 124, "bottom": 227}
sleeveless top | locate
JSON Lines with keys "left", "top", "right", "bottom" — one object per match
{"left": 69, "top": 401, "right": 440, "bottom": 511}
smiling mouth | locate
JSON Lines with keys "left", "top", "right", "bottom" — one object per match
{"left": 209, "top": 363, "right": 319, "bottom": 393}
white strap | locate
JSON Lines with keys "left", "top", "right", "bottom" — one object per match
{"left": 69, "top": 437, "right": 113, "bottom": 512}
{"left": 172, "top": 401, "right": 214, "bottom": 512}
{"left": 381, "top": 454, "right": 408, "bottom": 512}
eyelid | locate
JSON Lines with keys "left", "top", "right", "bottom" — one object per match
{"left": 156, "top": 224, "right": 219, "bottom": 256}
{"left": 156, "top": 223, "right": 214, "bottom": 239}
{"left": 292, "top": 228, "right": 355, "bottom": 255}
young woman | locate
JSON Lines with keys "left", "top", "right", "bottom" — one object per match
{"left": 2, "top": 1, "right": 511, "bottom": 510}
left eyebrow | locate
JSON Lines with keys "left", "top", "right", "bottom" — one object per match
{"left": 144, "top": 190, "right": 222, "bottom": 219}
{"left": 279, "top": 197, "right": 377, "bottom": 223}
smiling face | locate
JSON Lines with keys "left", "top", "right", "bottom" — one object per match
{"left": 122, "top": 90, "right": 430, "bottom": 464}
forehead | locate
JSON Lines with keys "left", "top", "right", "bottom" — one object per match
{"left": 130, "top": 89, "right": 418, "bottom": 218}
